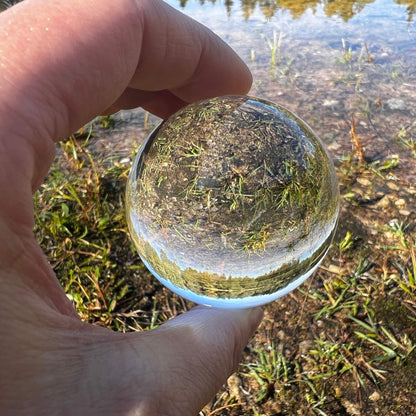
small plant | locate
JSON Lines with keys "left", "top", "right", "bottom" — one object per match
{"left": 338, "top": 231, "right": 354, "bottom": 252}
{"left": 99, "top": 114, "right": 115, "bottom": 129}
{"left": 244, "top": 344, "right": 290, "bottom": 402}
{"left": 394, "top": 125, "right": 416, "bottom": 158}
{"left": 183, "top": 142, "right": 204, "bottom": 158}
{"left": 352, "top": 313, "right": 416, "bottom": 364}
{"left": 350, "top": 116, "right": 366, "bottom": 164}
{"left": 242, "top": 225, "right": 270, "bottom": 252}
{"left": 265, "top": 30, "right": 282, "bottom": 69}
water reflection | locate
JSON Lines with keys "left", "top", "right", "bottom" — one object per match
{"left": 1, "top": 0, "right": 415, "bottom": 22}
{"left": 396, "top": 0, "right": 416, "bottom": 21}
{"left": 177, "top": 0, "right": 416, "bottom": 21}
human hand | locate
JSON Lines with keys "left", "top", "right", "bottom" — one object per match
{"left": 0, "top": 0, "right": 262, "bottom": 415}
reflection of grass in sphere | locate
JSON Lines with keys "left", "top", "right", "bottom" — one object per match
{"left": 126, "top": 95, "right": 340, "bottom": 308}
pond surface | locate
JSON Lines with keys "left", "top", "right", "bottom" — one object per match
{"left": 163, "top": 0, "right": 416, "bottom": 161}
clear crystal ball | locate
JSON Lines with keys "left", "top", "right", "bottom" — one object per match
{"left": 126, "top": 96, "right": 339, "bottom": 308}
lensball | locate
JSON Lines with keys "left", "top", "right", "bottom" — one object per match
{"left": 126, "top": 95, "right": 339, "bottom": 308}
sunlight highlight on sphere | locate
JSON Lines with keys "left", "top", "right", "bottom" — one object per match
{"left": 126, "top": 96, "right": 339, "bottom": 308}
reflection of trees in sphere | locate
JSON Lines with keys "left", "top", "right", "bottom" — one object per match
{"left": 126, "top": 96, "right": 339, "bottom": 308}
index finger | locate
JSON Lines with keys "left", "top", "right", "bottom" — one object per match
{"left": 105, "top": 0, "right": 253, "bottom": 117}
{"left": 1, "top": 0, "right": 251, "bottom": 140}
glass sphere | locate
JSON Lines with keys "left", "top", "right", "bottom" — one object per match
{"left": 126, "top": 96, "right": 339, "bottom": 308}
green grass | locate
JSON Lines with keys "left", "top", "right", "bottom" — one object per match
{"left": 34, "top": 130, "right": 170, "bottom": 330}
{"left": 264, "top": 30, "right": 298, "bottom": 84}
{"left": 394, "top": 124, "right": 416, "bottom": 159}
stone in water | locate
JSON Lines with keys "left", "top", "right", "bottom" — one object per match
{"left": 126, "top": 96, "right": 339, "bottom": 308}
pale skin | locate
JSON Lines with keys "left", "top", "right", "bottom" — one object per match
{"left": 0, "top": 0, "right": 264, "bottom": 415}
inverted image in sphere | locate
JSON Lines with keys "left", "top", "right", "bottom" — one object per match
{"left": 126, "top": 95, "right": 339, "bottom": 308}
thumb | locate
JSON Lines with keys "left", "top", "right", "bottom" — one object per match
{"left": 122, "top": 306, "right": 263, "bottom": 415}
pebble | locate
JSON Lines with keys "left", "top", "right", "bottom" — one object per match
{"left": 227, "top": 374, "right": 242, "bottom": 399}
{"left": 386, "top": 98, "right": 407, "bottom": 111}
{"left": 394, "top": 198, "right": 406, "bottom": 207}
{"left": 386, "top": 181, "right": 400, "bottom": 191}
{"left": 357, "top": 177, "right": 372, "bottom": 187}
{"left": 323, "top": 99, "right": 339, "bottom": 107}
{"left": 344, "top": 400, "right": 362, "bottom": 415}
{"left": 375, "top": 195, "right": 390, "bottom": 208}
{"left": 298, "top": 340, "right": 314, "bottom": 355}
{"left": 369, "top": 391, "right": 381, "bottom": 401}
{"left": 389, "top": 218, "right": 399, "bottom": 227}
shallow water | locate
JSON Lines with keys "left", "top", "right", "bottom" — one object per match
{"left": 163, "top": 0, "right": 416, "bottom": 161}
{"left": 88, "top": 0, "right": 416, "bottom": 173}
